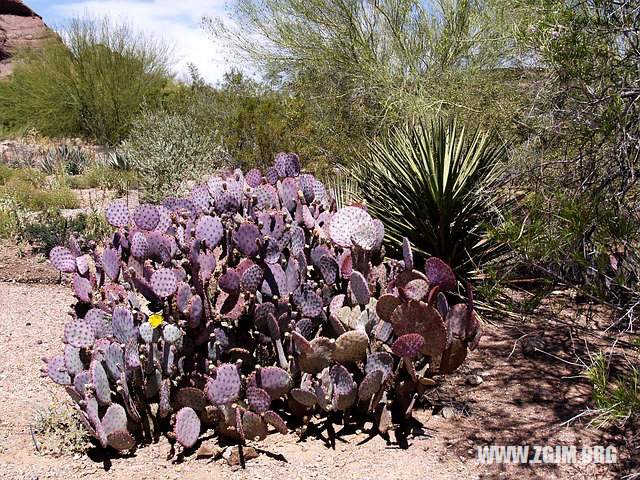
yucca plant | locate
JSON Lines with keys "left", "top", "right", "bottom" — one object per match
{"left": 322, "top": 171, "right": 359, "bottom": 209}
{"left": 352, "top": 118, "right": 510, "bottom": 281}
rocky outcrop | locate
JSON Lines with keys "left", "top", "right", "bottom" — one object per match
{"left": 0, "top": 0, "right": 51, "bottom": 77}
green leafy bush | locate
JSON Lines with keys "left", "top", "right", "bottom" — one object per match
{"left": 22, "top": 208, "right": 109, "bottom": 253}
{"left": 0, "top": 180, "right": 79, "bottom": 211}
{"left": 126, "top": 109, "right": 220, "bottom": 202}
{"left": 34, "top": 403, "right": 90, "bottom": 455}
{"left": 0, "top": 166, "right": 46, "bottom": 187}
{"left": 63, "top": 165, "right": 137, "bottom": 194}
{"left": 168, "top": 69, "right": 333, "bottom": 174}
{"left": 491, "top": 190, "right": 640, "bottom": 305}
{"left": 352, "top": 118, "right": 511, "bottom": 281}
{"left": 0, "top": 16, "right": 173, "bottom": 143}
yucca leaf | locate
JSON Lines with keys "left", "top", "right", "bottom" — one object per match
{"left": 351, "top": 117, "right": 511, "bottom": 280}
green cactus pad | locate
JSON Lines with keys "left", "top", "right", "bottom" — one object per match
{"left": 298, "top": 337, "right": 335, "bottom": 374}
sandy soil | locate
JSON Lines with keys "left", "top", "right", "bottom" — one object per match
{"left": 0, "top": 269, "right": 636, "bottom": 479}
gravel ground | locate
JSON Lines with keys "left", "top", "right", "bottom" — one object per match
{"left": 0, "top": 280, "right": 632, "bottom": 480}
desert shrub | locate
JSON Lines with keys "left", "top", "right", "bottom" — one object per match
{"left": 0, "top": 165, "right": 14, "bottom": 185}
{"left": 34, "top": 403, "right": 90, "bottom": 455}
{"left": 63, "top": 164, "right": 137, "bottom": 194}
{"left": 0, "top": 16, "right": 173, "bottom": 143}
{"left": 0, "top": 210, "right": 18, "bottom": 238}
{"left": 207, "top": 0, "right": 529, "bottom": 164}
{"left": 63, "top": 171, "right": 101, "bottom": 190}
{"left": 126, "top": 109, "right": 220, "bottom": 202}
{"left": 43, "top": 153, "right": 481, "bottom": 453}
{"left": 21, "top": 208, "right": 110, "bottom": 253}
{"left": 0, "top": 180, "right": 79, "bottom": 211}
{"left": 492, "top": 0, "right": 640, "bottom": 312}
{"left": 492, "top": 190, "right": 640, "bottom": 307}
{"left": 584, "top": 349, "right": 640, "bottom": 426}
{"left": 352, "top": 118, "right": 512, "bottom": 282}
{"left": 0, "top": 165, "right": 46, "bottom": 187}
{"left": 182, "top": 70, "right": 332, "bottom": 173}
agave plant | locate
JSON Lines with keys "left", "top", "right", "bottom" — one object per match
{"left": 108, "top": 147, "right": 134, "bottom": 171}
{"left": 351, "top": 118, "right": 510, "bottom": 282}
{"left": 42, "top": 143, "right": 87, "bottom": 176}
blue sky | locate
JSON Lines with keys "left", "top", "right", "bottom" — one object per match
{"left": 25, "top": 0, "right": 234, "bottom": 82}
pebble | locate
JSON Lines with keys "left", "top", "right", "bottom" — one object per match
{"left": 533, "top": 389, "right": 553, "bottom": 403}
{"left": 195, "top": 440, "right": 222, "bottom": 459}
{"left": 441, "top": 407, "right": 456, "bottom": 419}
{"left": 466, "top": 374, "right": 483, "bottom": 386}
{"left": 222, "top": 446, "right": 259, "bottom": 466}
{"left": 522, "top": 336, "right": 546, "bottom": 358}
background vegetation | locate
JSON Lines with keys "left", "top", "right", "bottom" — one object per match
{"left": 0, "top": 16, "right": 174, "bottom": 144}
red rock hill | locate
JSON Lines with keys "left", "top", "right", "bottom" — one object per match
{"left": 0, "top": 0, "right": 51, "bottom": 77}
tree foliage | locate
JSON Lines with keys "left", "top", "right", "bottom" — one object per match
{"left": 0, "top": 16, "right": 174, "bottom": 143}
{"left": 206, "top": 0, "right": 527, "bottom": 160}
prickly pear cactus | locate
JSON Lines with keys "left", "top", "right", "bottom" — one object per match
{"left": 43, "top": 152, "right": 481, "bottom": 454}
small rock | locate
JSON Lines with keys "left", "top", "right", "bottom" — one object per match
{"left": 466, "top": 375, "right": 483, "bottom": 386}
{"left": 532, "top": 389, "right": 553, "bottom": 403}
{"left": 479, "top": 370, "right": 491, "bottom": 378}
{"left": 195, "top": 441, "right": 222, "bottom": 460}
{"left": 36, "top": 340, "right": 43, "bottom": 345}
{"left": 522, "top": 336, "right": 546, "bottom": 358}
{"left": 441, "top": 407, "right": 456, "bottom": 420}
{"left": 223, "top": 446, "right": 259, "bottom": 466}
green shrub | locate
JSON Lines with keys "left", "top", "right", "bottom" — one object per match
{"left": 34, "top": 403, "right": 90, "bottom": 455}
{"left": 127, "top": 109, "right": 220, "bottom": 202}
{"left": 584, "top": 350, "right": 640, "bottom": 426}
{"left": 0, "top": 210, "right": 19, "bottom": 238}
{"left": 0, "top": 180, "right": 79, "bottom": 211}
{"left": 0, "top": 166, "right": 46, "bottom": 187}
{"left": 491, "top": 189, "right": 640, "bottom": 305}
{"left": 21, "top": 208, "right": 109, "bottom": 253}
{"left": 351, "top": 118, "right": 511, "bottom": 281}
{"left": 0, "top": 16, "right": 173, "bottom": 143}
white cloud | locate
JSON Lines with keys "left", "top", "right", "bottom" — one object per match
{"left": 51, "top": 0, "right": 236, "bottom": 82}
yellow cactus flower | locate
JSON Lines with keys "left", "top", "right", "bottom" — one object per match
{"left": 149, "top": 314, "right": 163, "bottom": 329}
